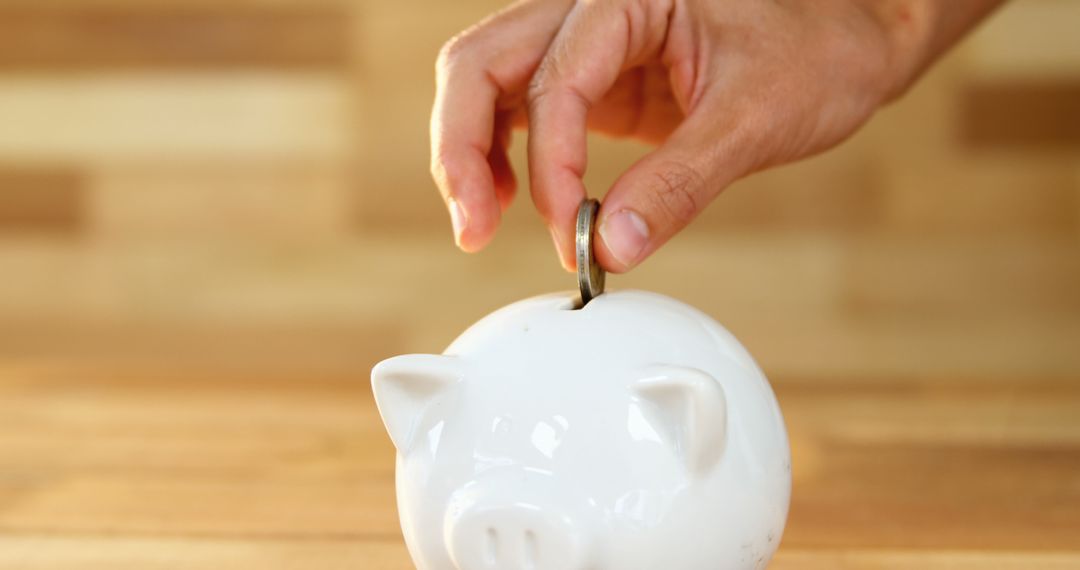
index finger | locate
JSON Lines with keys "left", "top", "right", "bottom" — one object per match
{"left": 525, "top": 0, "right": 667, "bottom": 270}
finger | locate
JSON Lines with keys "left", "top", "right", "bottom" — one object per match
{"left": 431, "top": 0, "right": 574, "bottom": 253}
{"left": 490, "top": 109, "right": 518, "bottom": 211}
{"left": 527, "top": 0, "right": 670, "bottom": 270}
{"left": 595, "top": 95, "right": 759, "bottom": 272}
{"left": 431, "top": 69, "right": 499, "bottom": 252}
{"left": 489, "top": 142, "right": 516, "bottom": 212}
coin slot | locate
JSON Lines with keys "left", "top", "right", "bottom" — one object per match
{"left": 554, "top": 293, "right": 584, "bottom": 310}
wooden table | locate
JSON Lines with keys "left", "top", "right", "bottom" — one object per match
{"left": 0, "top": 362, "right": 1076, "bottom": 569}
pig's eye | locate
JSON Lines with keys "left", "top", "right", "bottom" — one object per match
{"left": 630, "top": 365, "right": 728, "bottom": 476}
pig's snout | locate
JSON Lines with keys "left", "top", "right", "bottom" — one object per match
{"left": 447, "top": 503, "right": 586, "bottom": 570}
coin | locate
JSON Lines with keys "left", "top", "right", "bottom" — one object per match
{"left": 576, "top": 198, "right": 606, "bottom": 306}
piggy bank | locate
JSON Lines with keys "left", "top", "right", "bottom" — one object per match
{"left": 372, "top": 290, "right": 790, "bottom": 570}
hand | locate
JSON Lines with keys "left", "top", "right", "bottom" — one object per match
{"left": 430, "top": 0, "right": 1003, "bottom": 272}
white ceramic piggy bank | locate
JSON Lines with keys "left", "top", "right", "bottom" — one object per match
{"left": 372, "top": 290, "right": 790, "bottom": 570}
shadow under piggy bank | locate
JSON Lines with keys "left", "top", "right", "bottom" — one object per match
{"left": 372, "top": 290, "right": 791, "bottom": 570}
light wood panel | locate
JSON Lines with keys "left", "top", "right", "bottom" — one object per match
{"left": 88, "top": 162, "right": 352, "bottom": 241}
{"left": 964, "top": 0, "right": 1080, "bottom": 80}
{"left": 2, "top": 235, "right": 1077, "bottom": 380}
{"left": 0, "top": 73, "right": 352, "bottom": 161}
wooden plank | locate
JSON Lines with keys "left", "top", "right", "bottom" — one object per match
{"left": 0, "top": 322, "right": 403, "bottom": 380}
{"left": 2, "top": 234, "right": 1080, "bottom": 380}
{"left": 88, "top": 162, "right": 352, "bottom": 240}
{"left": 0, "top": 537, "right": 1077, "bottom": 570}
{"left": 0, "top": 168, "right": 84, "bottom": 233}
{"left": 0, "top": 368, "right": 395, "bottom": 476}
{"left": 0, "top": 474, "right": 398, "bottom": 537}
{"left": 780, "top": 382, "right": 1080, "bottom": 448}
{"left": 731, "top": 314, "right": 1080, "bottom": 382}
{"left": 0, "top": 367, "right": 398, "bottom": 536}
{"left": 0, "top": 73, "right": 352, "bottom": 161}
{"left": 771, "top": 549, "right": 1080, "bottom": 570}
{"left": 787, "top": 441, "right": 1080, "bottom": 549}
{"left": 879, "top": 155, "right": 1077, "bottom": 234}
{"left": 0, "top": 5, "right": 350, "bottom": 70}
{"left": 842, "top": 236, "right": 1080, "bottom": 318}
{"left": 781, "top": 385, "right": 1080, "bottom": 550}
{"left": 1, "top": 364, "right": 1077, "bottom": 548}
{"left": 963, "top": 0, "right": 1080, "bottom": 81}
{"left": 695, "top": 149, "right": 882, "bottom": 231}
{"left": 960, "top": 81, "right": 1080, "bottom": 149}
{"left": 0, "top": 0, "right": 348, "bottom": 7}
{"left": 0, "top": 536, "right": 412, "bottom": 570}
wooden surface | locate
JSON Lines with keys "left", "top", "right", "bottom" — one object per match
{"left": 0, "top": 364, "right": 1077, "bottom": 569}
{"left": 0, "top": 0, "right": 1078, "bottom": 567}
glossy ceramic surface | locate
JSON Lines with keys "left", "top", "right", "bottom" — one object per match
{"left": 371, "top": 290, "right": 791, "bottom": 570}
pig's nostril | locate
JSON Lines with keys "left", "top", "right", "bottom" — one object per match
{"left": 484, "top": 527, "right": 498, "bottom": 565}
{"left": 522, "top": 529, "right": 538, "bottom": 570}
{"left": 447, "top": 504, "right": 583, "bottom": 570}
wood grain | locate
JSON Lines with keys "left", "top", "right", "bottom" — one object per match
{"left": 0, "top": 168, "right": 84, "bottom": 233}
{"left": 0, "top": 5, "right": 350, "bottom": 70}
{"left": 961, "top": 81, "right": 1080, "bottom": 149}
{"left": 0, "top": 366, "right": 1076, "bottom": 568}
{"left": 89, "top": 161, "right": 352, "bottom": 241}
{"left": 0, "top": 74, "right": 352, "bottom": 161}
{"left": 0, "top": 0, "right": 1077, "bottom": 567}
{"left": 965, "top": 0, "right": 1080, "bottom": 80}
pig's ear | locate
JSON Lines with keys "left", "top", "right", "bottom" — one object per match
{"left": 371, "top": 354, "right": 462, "bottom": 453}
{"left": 631, "top": 365, "right": 727, "bottom": 476}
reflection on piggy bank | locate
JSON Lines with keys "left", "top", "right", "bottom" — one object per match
{"left": 372, "top": 290, "right": 790, "bottom": 570}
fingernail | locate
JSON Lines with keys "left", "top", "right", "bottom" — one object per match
{"left": 447, "top": 197, "right": 468, "bottom": 248}
{"left": 547, "top": 224, "right": 573, "bottom": 272}
{"left": 599, "top": 209, "right": 649, "bottom": 268}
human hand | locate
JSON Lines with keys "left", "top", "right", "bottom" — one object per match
{"left": 430, "top": 0, "right": 1003, "bottom": 272}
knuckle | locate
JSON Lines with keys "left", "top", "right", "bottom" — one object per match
{"left": 525, "top": 77, "right": 546, "bottom": 106}
{"left": 527, "top": 37, "right": 574, "bottom": 101}
{"left": 647, "top": 161, "right": 705, "bottom": 227}
{"left": 527, "top": 52, "right": 594, "bottom": 115}
{"left": 526, "top": 57, "right": 559, "bottom": 102}
{"left": 435, "top": 31, "right": 475, "bottom": 74}
{"left": 429, "top": 149, "right": 457, "bottom": 190}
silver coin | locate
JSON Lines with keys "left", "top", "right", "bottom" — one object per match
{"left": 576, "top": 198, "right": 605, "bottom": 306}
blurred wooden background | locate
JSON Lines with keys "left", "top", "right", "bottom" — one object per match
{"left": 0, "top": 0, "right": 1077, "bottom": 568}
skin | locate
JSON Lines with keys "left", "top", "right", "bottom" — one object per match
{"left": 431, "top": 0, "right": 1006, "bottom": 272}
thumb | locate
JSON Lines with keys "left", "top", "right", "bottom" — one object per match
{"left": 595, "top": 101, "right": 757, "bottom": 272}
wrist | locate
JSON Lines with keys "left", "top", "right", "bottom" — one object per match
{"left": 861, "top": 0, "right": 940, "bottom": 102}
